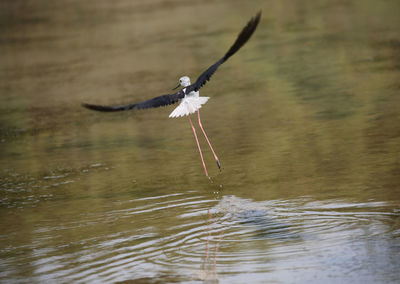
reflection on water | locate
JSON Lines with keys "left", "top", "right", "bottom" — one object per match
{"left": 1, "top": 190, "right": 398, "bottom": 283}
{"left": 1, "top": 0, "right": 400, "bottom": 283}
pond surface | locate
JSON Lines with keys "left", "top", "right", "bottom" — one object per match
{"left": 1, "top": 0, "right": 400, "bottom": 283}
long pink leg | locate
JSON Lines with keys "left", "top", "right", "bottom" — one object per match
{"left": 188, "top": 115, "right": 208, "bottom": 177}
{"left": 197, "top": 110, "right": 221, "bottom": 170}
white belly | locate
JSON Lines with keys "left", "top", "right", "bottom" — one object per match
{"left": 169, "top": 94, "right": 210, "bottom": 118}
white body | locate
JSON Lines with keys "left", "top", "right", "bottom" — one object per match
{"left": 169, "top": 90, "right": 209, "bottom": 118}
{"left": 169, "top": 76, "right": 209, "bottom": 118}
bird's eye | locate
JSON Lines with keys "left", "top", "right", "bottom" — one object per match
{"left": 179, "top": 80, "right": 182, "bottom": 83}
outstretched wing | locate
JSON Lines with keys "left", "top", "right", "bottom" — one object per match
{"left": 82, "top": 90, "right": 185, "bottom": 112}
{"left": 186, "top": 11, "right": 261, "bottom": 93}
{"left": 83, "top": 11, "right": 261, "bottom": 113}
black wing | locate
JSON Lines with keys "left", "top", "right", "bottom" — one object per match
{"left": 83, "top": 11, "right": 261, "bottom": 113}
{"left": 82, "top": 90, "right": 185, "bottom": 112}
{"left": 186, "top": 11, "right": 261, "bottom": 93}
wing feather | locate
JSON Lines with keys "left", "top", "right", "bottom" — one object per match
{"left": 187, "top": 11, "right": 261, "bottom": 93}
{"left": 82, "top": 91, "right": 185, "bottom": 112}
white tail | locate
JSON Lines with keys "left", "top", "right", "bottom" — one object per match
{"left": 169, "top": 97, "right": 210, "bottom": 118}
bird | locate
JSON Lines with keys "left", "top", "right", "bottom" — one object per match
{"left": 83, "top": 11, "right": 261, "bottom": 177}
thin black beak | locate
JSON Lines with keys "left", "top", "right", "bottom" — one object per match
{"left": 172, "top": 83, "right": 181, "bottom": 90}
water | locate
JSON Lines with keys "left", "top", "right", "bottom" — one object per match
{"left": 1, "top": 0, "right": 400, "bottom": 283}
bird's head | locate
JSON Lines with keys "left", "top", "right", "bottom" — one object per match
{"left": 173, "top": 76, "right": 191, "bottom": 90}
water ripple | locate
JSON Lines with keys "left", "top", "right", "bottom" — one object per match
{"left": 1, "top": 192, "right": 399, "bottom": 283}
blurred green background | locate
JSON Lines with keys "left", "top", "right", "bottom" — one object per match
{"left": 1, "top": 0, "right": 399, "bottom": 283}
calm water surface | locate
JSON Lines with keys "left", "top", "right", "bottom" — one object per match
{"left": 1, "top": 0, "right": 400, "bottom": 283}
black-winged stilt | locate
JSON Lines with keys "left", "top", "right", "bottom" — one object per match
{"left": 83, "top": 11, "right": 261, "bottom": 177}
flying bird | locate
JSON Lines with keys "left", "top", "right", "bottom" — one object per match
{"left": 83, "top": 11, "right": 261, "bottom": 177}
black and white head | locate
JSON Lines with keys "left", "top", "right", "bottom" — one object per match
{"left": 173, "top": 76, "right": 191, "bottom": 90}
{"left": 179, "top": 76, "right": 191, "bottom": 87}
